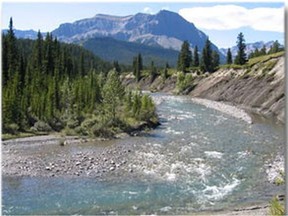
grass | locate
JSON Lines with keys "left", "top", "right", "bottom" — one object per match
{"left": 219, "top": 64, "right": 244, "bottom": 70}
{"left": 2, "top": 131, "right": 48, "bottom": 141}
{"left": 269, "top": 196, "right": 285, "bottom": 216}
{"left": 247, "top": 51, "right": 284, "bottom": 67}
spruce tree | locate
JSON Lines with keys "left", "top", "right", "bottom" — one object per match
{"left": 211, "top": 51, "right": 220, "bottom": 70}
{"left": 150, "top": 60, "right": 157, "bottom": 82}
{"left": 193, "top": 46, "right": 199, "bottom": 67}
{"left": 226, "top": 48, "right": 232, "bottom": 64}
{"left": 177, "top": 40, "right": 192, "bottom": 72}
{"left": 269, "top": 40, "right": 281, "bottom": 54}
{"left": 162, "top": 62, "right": 168, "bottom": 79}
{"left": 260, "top": 45, "right": 266, "bottom": 56}
{"left": 133, "top": 54, "right": 142, "bottom": 82}
{"left": 6, "top": 17, "right": 19, "bottom": 81}
{"left": 234, "top": 32, "right": 247, "bottom": 65}
{"left": 200, "top": 38, "right": 213, "bottom": 72}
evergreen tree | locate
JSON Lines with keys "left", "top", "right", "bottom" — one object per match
{"left": 269, "top": 40, "right": 281, "bottom": 54}
{"left": 260, "top": 45, "right": 266, "bottom": 56}
{"left": 234, "top": 32, "right": 247, "bottom": 65}
{"left": 162, "top": 62, "right": 168, "bottom": 79}
{"left": 226, "top": 48, "right": 232, "bottom": 64}
{"left": 177, "top": 40, "right": 192, "bottom": 72}
{"left": 113, "top": 60, "right": 121, "bottom": 73}
{"left": 133, "top": 54, "right": 142, "bottom": 81}
{"left": 193, "top": 46, "right": 199, "bottom": 67}
{"left": 2, "top": 34, "right": 9, "bottom": 85}
{"left": 150, "top": 60, "right": 157, "bottom": 82}
{"left": 102, "top": 70, "right": 125, "bottom": 120}
{"left": 200, "top": 38, "right": 213, "bottom": 72}
{"left": 138, "top": 53, "right": 143, "bottom": 71}
{"left": 6, "top": 17, "right": 19, "bottom": 81}
{"left": 211, "top": 51, "right": 220, "bottom": 70}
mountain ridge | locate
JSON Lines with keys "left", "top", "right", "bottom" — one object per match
{"left": 51, "top": 10, "right": 216, "bottom": 52}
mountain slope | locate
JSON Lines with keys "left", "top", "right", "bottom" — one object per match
{"left": 52, "top": 10, "right": 220, "bottom": 54}
{"left": 2, "top": 29, "right": 40, "bottom": 40}
{"left": 82, "top": 37, "right": 179, "bottom": 66}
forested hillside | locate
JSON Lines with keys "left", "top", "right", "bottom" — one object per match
{"left": 2, "top": 19, "right": 158, "bottom": 138}
{"left": 82, "top": 37, "right": 179, "bottom": 67}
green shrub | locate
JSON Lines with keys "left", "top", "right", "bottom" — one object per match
{"left": 31, "top": 121, "right": 52, "bottom": 132}
{"left": 269, "top": 196, "right": 284, "bottom": 216}
{"left": 274, "top": 176, "right": 285, "bottom": 186}
{"left": 4, "top": 123, "right": 20, "bottom": 135}
{"left": 176, "top": 73, "right": 195, "bottom": 93}
{"left": 67, "top": 118, "right": 80, "bottom": 129}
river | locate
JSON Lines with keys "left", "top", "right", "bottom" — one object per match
{"left": 2, "top": 93, "right": 285, "bottom": 215}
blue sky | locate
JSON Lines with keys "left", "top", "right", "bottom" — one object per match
{"left": 1, "top": 2, "right": 284, "bottom": 48}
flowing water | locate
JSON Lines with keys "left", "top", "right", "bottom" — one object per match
{"left": 2, "top": 93, "right": 285, "bottom": 215}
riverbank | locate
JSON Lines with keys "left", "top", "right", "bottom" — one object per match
{"left": 2, "top": 135, "right": 135, "bottom": 178}
{"left": 123, "top": 53, "right": 284, "bottom": 123}
{"left": 190, "top": 97, "right": 253, "bottom": 124}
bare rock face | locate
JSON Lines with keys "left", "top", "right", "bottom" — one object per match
{"left": 190, "top": 55, "right": 285, "bottom": 123}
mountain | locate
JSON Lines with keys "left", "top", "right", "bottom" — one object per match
{"left": 4, "top": 10, "right": 225, "bottom": 64}
{"left": 52, "top": 10, "right": 220, "bottom": 54}
{"left": 220, "top": 41, "right": 283, "bottom": 58}
{"left": 2, "top": 29, "right": 46, "bottom": 40}
{"left": 82, "top": 37, "right": 179, "bottom": 66}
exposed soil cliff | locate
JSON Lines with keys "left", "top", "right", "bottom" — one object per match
{"left": 190, "top": 54, "right": 285, "bottom": 123}
{"left": 123, "top": 52, "right": 285, "bottom": 123}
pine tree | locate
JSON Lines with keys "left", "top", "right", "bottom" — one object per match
{"left": 6, "top": 17, "right": 19, "bottom": 81}
{"left": 150, "top": 60, "right": 157, "bottom": 82}
{"left": 260, "top": 45, "right": 266, "bottom": 56}
{"left": 234, "top": 32, "right": 247, "bottom": 65}
{"left": 162, "top": 62, "right": 168, "bottom": 79}
{"left": 211, "top": 51, "right": 220, "bottom": 70}
{"left": 177, "top": 40, "right": 192, "bottom": 72}
{"left": 113, "top": 60, "right": 121, "bottom": 73}
{"left": 102, "top": 70, "right": 125, "bottom": 120}
{"left": 2, "top": 34, "right": 9, "bottom": 85}
{"left": 269, "top": 40, "right": 281, "bottom": 54}
{"left": 226, "top": 48, "right": 232, "bottom": 64}
{"left": 200, "top": 38, "right": 213, "bottom": 72}
{"left": 133, "top": 54, "right": 142, "bottom": 82}
{"left": 193, "top": 46, "right": 199, "bottom": 67}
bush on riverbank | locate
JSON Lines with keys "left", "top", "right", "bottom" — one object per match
{"left": 269, "top": 196, "right": 284, "bottom": 216}
{"left": 175, "top": 72, "right": 196, "bottom": 94}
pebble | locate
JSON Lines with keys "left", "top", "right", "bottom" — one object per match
{"left": 110, "top": 167, "right": 115, "bottom": 171}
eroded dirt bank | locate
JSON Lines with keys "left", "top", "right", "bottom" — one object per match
{"left": 123, "top": 54, "right": 285, "bottom": 123}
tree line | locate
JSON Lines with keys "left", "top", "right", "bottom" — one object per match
{"left": 2, "top": 18, "right": 157, "bottom": 136}
{"left": 177, "top": 39, "right": 220, "bottom": 73}
{"left": 176, "top": 32, "right": 283, "bottom": 73}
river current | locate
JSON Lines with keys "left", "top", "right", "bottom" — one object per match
{"left": 2, "top": 93, "right": 285, "bottom": 215}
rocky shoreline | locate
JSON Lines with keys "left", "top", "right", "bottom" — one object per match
{"left": 191, "top": 97, "right": 253, "bottom": 124}
{"left": 2, "top": 135, "right": 134, "bottom": 178}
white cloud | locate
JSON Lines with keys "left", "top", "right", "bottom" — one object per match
{"left": 179, "top": 5, "right": 284, "bottom": 32}
{"left": 143, "top": 7, "right": 153, "bottom": 14}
